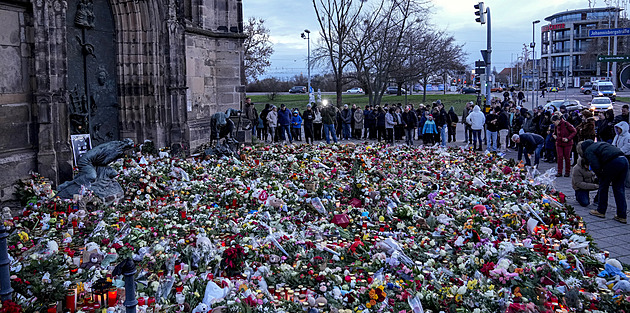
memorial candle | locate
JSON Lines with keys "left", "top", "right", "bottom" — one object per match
{"left": 107, "top": 288, "right": 117, "bottom": 307}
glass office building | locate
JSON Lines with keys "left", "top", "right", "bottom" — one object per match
{"left": 541, "top": 7, "right": 623, "bottom": 87}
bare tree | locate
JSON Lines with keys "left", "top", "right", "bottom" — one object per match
{"left": 244, "top": 17, "right": 274, "bottom": 83}
{"left": 344, "top": 0, "right": 430, "bottom": 105}
{"left": 395, "top": 28, "right": 466, "bottom": 101}
{"left": 312, "top": 0, "right": 366, "bottom": 106}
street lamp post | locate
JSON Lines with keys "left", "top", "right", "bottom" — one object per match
{"left": 531, "top": 20, "right": 540, "bottom": 109}
{"left": 301, "top": 30, "right": 311, "bottom": 102}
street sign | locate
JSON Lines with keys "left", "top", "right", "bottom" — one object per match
{"left": 475, "top": 60, "right": 486, "bottom": 67}
{"left": 522, "top": 75, "right": 532, "bottom": 79}
{"left": 589, "top": 27, "right": 630, "bottom": 37}
{"left": 597, "top": 55, "right": 630, "bottom": 62}
{"left": 480, "top": 50, "right": 488, "bottom": 65}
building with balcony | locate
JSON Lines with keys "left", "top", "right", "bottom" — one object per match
{"left": 540, "top": 7, "right": 624, "bottom": 88}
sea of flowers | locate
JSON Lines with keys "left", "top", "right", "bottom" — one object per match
{"left": 6, "top": 143, "right": 630, "bottom": 313}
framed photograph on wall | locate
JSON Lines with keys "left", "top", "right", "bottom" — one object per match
{"left": 71, "top": 134, "right": 92, "bottom": 166}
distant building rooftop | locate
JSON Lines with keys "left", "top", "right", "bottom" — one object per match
{"left": 545, "top": 7, "right": 622, "bottom": 23}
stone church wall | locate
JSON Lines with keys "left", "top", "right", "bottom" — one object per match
{"left": 0, "top": 3, "right": 36, "bottom": 201}
{"left": 0, "top": 0, "right": 245, "bottom": 203}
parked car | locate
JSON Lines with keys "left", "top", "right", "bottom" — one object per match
{"left": 543, "top": 99, "right": 583, "bottom": 112}
{"left": 289, "top": 86, "right": 307, "bottom": 93}
{"left": 590, "top": 97, "right": 614, "bottom": 112}
{"left": 346, "top": 87, "right": 364, "bottom": 94}
{"left": 461, "top": 86, "right": 479, "bottom": 94}
{"left": 591, "top": 81, "right": 616, "bottom": 101}
{"left": 491, "top": 86, "right": 503, "bottom": 92}
{"left": 386, "top": 86, "right": 406, "bottom": 95}
{"left": 580, "top": 83, "right": 592, "bottom": 95}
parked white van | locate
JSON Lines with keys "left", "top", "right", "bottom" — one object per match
{"left": 592, "top": 81, "right": 616, "bottom": 101}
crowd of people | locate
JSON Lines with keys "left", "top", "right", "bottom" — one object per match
{"left": 243, "top": 95, "right": 630, "bottom": 224}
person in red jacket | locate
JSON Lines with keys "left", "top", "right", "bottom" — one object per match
{"left": 553, "top": 115, "right": 577, "bottom": 177}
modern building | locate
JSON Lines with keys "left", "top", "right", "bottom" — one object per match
{"left": 540, "top": 7, "right": 624, "bottom": 88}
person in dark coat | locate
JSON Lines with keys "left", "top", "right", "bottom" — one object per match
{"left": 402, "top": 105, "right": 418, "bottom": 146}
{"left": 447, "top": 106, "right": 459, "bottom": 143}
{"left": 434, "top": 101, "right": 450, "bottom": 147}
{"left": 576, "top": 110, "right": 596, "bottom": 142}
{"left": 260, "top": 103, "right": 271, "bottom": 140}
{"left": 365, "top": 106, "right": 377, "bottom": 140}
{"left": 544, "top": 123, "right": 556, "bottom": 163}
{"left": 277, "top": 104, "right": 293, "bottom": 143}
{"left": 462, "top": 102, "right": 473, "bottom": 144}
{"left": 376, "top": 107, "right": 387, "bottom": 142}
{"left": 579, "top": 140, "right": 628, "bottom": 223}
{"left": 497, "top": 106, "right": 510, "bottom": 152}
{"left": 340, "top": 104, "right": 352, "bottom": 140}
{"left": 614, "top": 104, "right": 630, "bottom": 125}
{"left": 512, "top": 133, "right": 545, "bottom": 167}
{"left": 596, "top": 110, "right": 616, "bottom": 144}
{"left": 303, "top": 104, "right": 315, "bottom": 144}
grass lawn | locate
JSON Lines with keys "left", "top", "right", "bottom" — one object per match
{"left": 248, "top": 93, "right": 478, "bottom": 114}
{"left": 617, "top": 97, "right": 630, "bottom": 103}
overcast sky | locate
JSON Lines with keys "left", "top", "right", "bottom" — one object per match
{"left": 244, "top": 0, "right": 601, "bottom": 79}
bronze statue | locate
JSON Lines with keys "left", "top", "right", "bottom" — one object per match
{"left": 57, "top": 139, "right": 134, "bottom": 201}
{"left": 75, "top": 0, "right": 95, "bottom": 29}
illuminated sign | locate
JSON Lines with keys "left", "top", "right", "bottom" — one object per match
{"left": 542, "top": 23, "right": 566, "bottom": 32}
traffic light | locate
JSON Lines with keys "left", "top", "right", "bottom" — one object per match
{"left": 474, "top": 2, "right": 486, "bottom": 24}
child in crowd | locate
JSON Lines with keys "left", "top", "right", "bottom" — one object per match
{"left": 291, "top": 110, "right": 302, "bottom": 141}
{"left": 571, "top": 157, "right": 599, "bottom": 207}
{"left": 422, "top": 114, "right": 438, "bottom": 145}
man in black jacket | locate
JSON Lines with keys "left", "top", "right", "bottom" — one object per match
{"left": 303, "top": 104, "right": 315, "bottom": 144}
{"left": 579, "top": 140, "right": 628, "bottom": 223}
{"left": 497, "top": 106, "right": 510, "bottom": 152}
{"left": 402, "top": 105, "right": 418, "bottom": 146}
{"left": 512, "top": 133, "right": 544, "bottom": 167}
{"left": 434, "top": 101, "right": 450, "bottom": 147}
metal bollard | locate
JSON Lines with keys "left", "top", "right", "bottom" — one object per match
{"left": 121, "top": 258, "right": 137, "bottom": 313}
{"left": 0, "top": 225, "right": 12, "bottom": 301}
